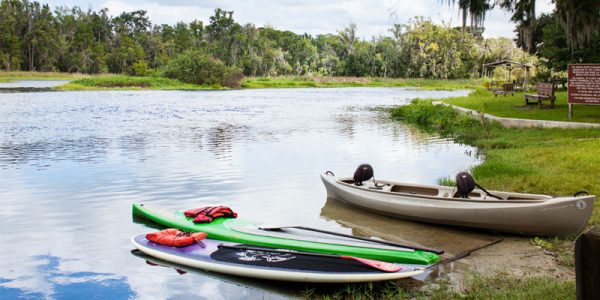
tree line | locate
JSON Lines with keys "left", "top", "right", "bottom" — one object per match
{"left": 0, "top": 0, "right": 596, "bottom": 80}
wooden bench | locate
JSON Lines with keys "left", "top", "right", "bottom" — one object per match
{"left": 525, "top": 82, "right": 555, "bottom": 108}
{"left": 494, "top": 83, "right": 515, "bottom": 96}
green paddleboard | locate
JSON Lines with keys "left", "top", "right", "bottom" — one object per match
{"left": 132, "top": 203, "right": 439, "bottom": 265}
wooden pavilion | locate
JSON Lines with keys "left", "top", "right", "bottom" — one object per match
{"left": 483, "top": 60, "right": 531, "bottom": 88}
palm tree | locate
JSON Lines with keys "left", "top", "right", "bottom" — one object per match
{"left": 499, "top": 0, "right": 536, "bottom": 53}
{"left": 441, "top": 0, "right": 493, "bottom": 32}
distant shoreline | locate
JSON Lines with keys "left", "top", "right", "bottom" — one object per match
{"left": 0, "top": 71, "right": 482, "bottom": 91}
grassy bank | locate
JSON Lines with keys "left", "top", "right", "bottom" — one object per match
{"left": 67, "top": 75, "right": 482, "bottom": 91}
{"left": 443, "top": 88, "right": 600, "bottom": 123}
{"left": 242, "top": 76, "right": 482, "bottom": 90}
{"left": 391, "top": 100, "right": 600, "bottom": 226}
{"left": 304, "top": 270, "right": 574, "bottom": 299}
{"left": 1, "top": 71, "right": 483, "bottom": 91}
{"left": 0, "top": 71, "right": 91, "bottom": 81}
{"left": 58, "top": 76, "right": 223, "bottom": 90}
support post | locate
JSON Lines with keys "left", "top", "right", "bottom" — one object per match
{"left": 524, "top": 68, "right": 529, "bottom": 90}
{"left": 569, "top": 104, "right": 573, "bottom": 120}
{"left": 576, "top": 226, "right": 600, "bottom": 300}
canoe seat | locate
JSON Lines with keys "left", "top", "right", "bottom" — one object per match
{"left": 390, "top": 185, "right": 438, "bottom": 196}
{"left": 452, "top": 192, "right": 482, "bottom": 199}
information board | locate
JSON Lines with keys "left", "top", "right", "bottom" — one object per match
{"left": 568, "top": 64, "right": 600, "bottom": 104}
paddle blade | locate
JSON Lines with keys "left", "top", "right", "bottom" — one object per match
{"left": 341, "top": 256, "right": 402, "bottom": 272}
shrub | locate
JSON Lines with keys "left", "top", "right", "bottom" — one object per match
{"left": 131, "top": 61, "right": 149, "bottom": 76}
{"left": 163, "top": 50, "right": 243, "bottom": 88}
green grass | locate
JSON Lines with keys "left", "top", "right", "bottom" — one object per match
{"left": 391, "top": 100, "right": 600, "bottom": 227}
{"left": 531, "top": 237, "right": 575, "bottom": 268}
{"left": 2, "top": 71, "right": 484, "bottom": 91}
{"left": 302, "top": 270, "right": 574, "bottom": 299}
{"left": 0, "top": 71, "right": 91, "bottom": 80}
{"left": 242, "top": 76, "right": 482, "bottom": 90}
{"left": 58, "top": 76, "right": 223, "bottom": 90}
{"left": 443, "top": 88, "right": 600, "bottom": 123}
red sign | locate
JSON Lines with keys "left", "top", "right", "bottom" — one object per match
{"left": 568, "top": 64, "right": 600, "bottom": 104}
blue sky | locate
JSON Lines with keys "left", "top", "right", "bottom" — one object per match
{"left": 40, "top": 0, "right": 554, "bottom": 39}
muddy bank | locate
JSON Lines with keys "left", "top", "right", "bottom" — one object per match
{"left": 320, "top": 197, "right": 575, "bottom": 288}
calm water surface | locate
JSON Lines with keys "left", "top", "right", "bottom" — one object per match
{"left": 0, "top": 85, "right": 480, "bottom": 299}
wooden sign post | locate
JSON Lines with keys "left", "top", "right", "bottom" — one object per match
{"left": 568, "top": 64, "right": 600, "bottom": 119}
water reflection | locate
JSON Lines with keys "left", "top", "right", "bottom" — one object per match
{"left": 206, "top": 123, "right": 250, "bottom": 159}
{"left": 0, "top": 137, "right": 110, "bottom": 167}
{"left": 0, "top": 255, "right": 134, "bottom": 299}
{"left": 319, "top": 197, "right": 498, "bottom": 257}
{"left": 0, "top": 87, "right": 479, "bottom": 298}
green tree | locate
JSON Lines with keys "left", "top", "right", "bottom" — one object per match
{"left": 554, "top": 0, "right": 600, "bottom": 52}
{"left": 537, "top": 12, "right": 600, "bottom": 72}
{"left": 0, "top": 0, "right": 24, "bottom": 70}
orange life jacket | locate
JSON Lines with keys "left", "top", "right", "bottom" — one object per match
{"left": 146, "top": 228, "right": 207, "bottom": 247}
{"left": 184, "top": 206, "right": 238, "bottom": 223}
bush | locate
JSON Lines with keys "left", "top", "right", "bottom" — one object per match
{"left": 163, "top": 51, "right": 243, "bottom": 88}
{"left": 131, "top": 61, "right": 149, "bottom": 76}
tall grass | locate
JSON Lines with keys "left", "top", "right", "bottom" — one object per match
{"left": 242, "top": 76, "right": 483, "bottom": 90}
{"left": 302, "top": 270, "right": 574, "bottom": 299}
{"left": 0, "top": 71, "right": 91, "bottom": 80}
{"left": 58, "top": 76, "right": 222, "bottom": 90}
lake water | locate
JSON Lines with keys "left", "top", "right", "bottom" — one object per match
{"left": 0, "top": 84, "right": 481, "bottom": 299}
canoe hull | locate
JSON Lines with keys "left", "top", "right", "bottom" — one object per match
{"left": 321, "top": 173, "right": 595, "bottom": 237}
{"left": 131, "top": 234, "right": 424, "bottom": 283}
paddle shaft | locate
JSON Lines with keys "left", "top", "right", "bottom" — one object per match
{"left": 261, "top": 226, "right": 444, "bottom": 255}
{"left": 426, "top": 238, "right": 503, "bottom": 270}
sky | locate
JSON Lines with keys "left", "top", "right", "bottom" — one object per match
{"left": 40, "top": 0, "right": 555, "bottom": 39}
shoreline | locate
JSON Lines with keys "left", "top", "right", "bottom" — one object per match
{"left": 0, "top": 71, "right": 483, "bottom": 91}
{"left": 387, "top": 99, "right": 598, "bottom": 297}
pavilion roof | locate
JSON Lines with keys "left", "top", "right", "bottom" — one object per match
{"left": 483, "top": 60, "right": 531, "bottom": 68}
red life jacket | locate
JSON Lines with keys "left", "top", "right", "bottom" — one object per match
{"left": 184, "top": 206, "right": 238, "bottom": 223}
{"left": 146, "top": 228, "right": 207, "bottom": 247}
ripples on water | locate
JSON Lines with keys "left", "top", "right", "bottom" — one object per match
{"left": 0, "top": 86, "right": 479, "bottom": 299}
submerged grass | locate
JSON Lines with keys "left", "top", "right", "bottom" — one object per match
{"left": 303, "top": 270, "right": 574, "bottom": 299}
{"left": 58, "top": 76, "right": 222, "bottom": 90}
{"left": 241, "top": 76, "right": 482, "bottom": 90}
{"left": 391, "top": 100, "right": 600, "bottom": 227}
{"left": 443, "top": 88, "right": 600, "bottom": 123}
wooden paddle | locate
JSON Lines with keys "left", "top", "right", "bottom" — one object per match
{"left": 217, "top": 244, "right": 404, "bottom": 272}
{"left": 425, "top": 238, "right": 504, "bottom": 270}
{"left": 258, "top": 225, "right": 444, "bottom": 254}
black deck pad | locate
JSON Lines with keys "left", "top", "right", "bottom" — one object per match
{"left": 210, "top": 245, "right": 383, "bottom": 273}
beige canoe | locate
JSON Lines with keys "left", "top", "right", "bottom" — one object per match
{"left": 321, "top": 172, "right": 595, "bottom": 237}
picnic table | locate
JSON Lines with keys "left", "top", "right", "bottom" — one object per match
{"left": 494, "top": 83, "right": 515, "bottom": 96}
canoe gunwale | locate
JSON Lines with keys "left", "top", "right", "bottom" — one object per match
{"left": 330, "top": 176, "right": 571, "bottom": 204}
